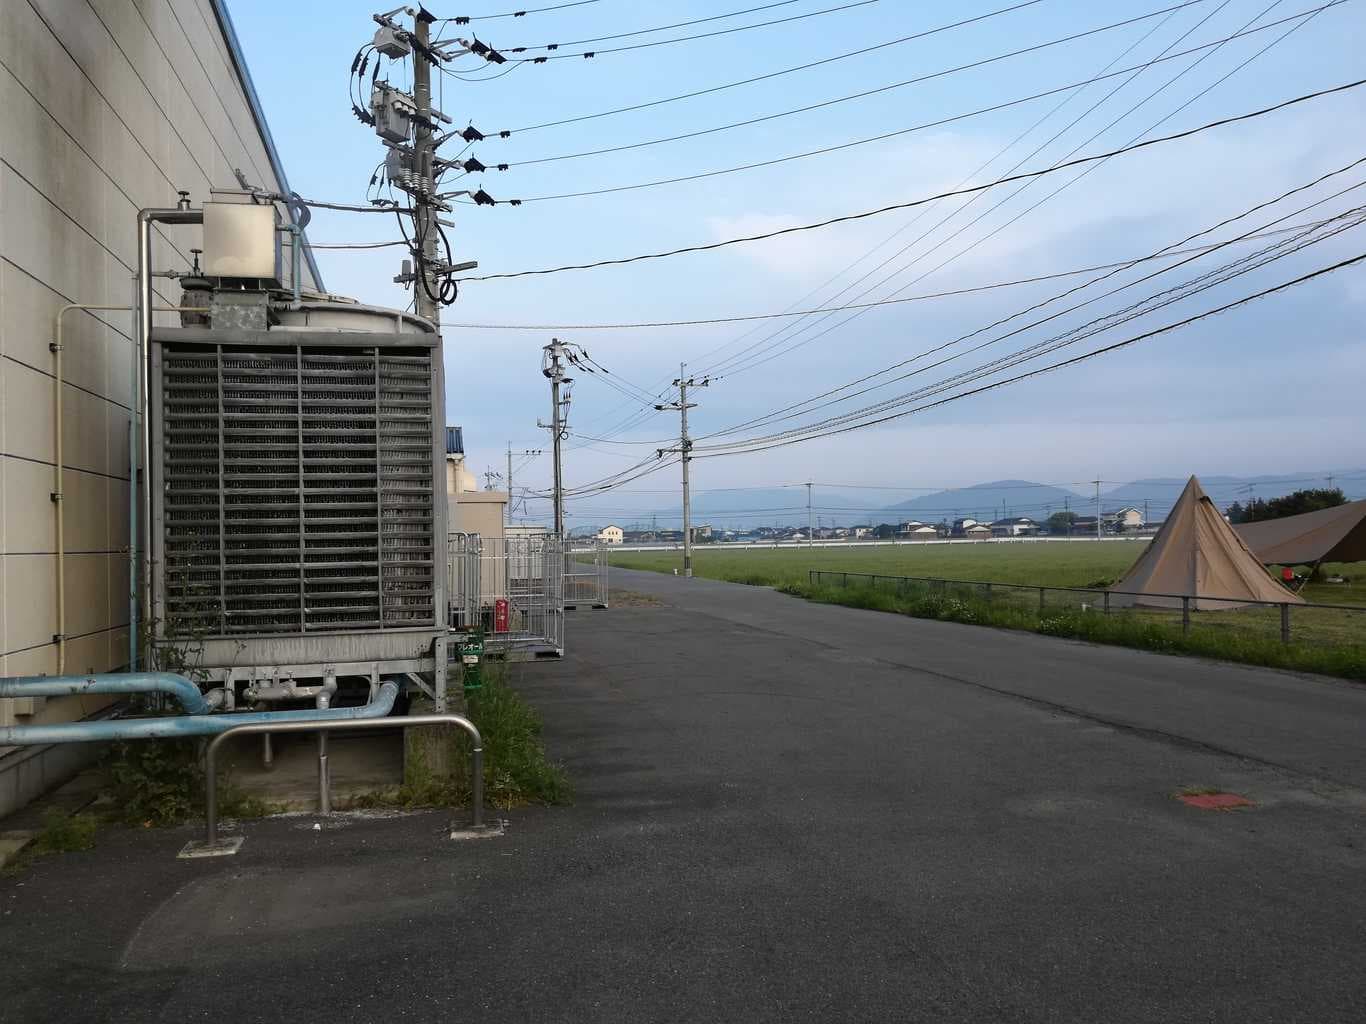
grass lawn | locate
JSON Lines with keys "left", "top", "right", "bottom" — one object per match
{"left": 607, "top": 541, "right": 1366, "bottom": 605}
{"left": 607, "top": 541, "right": 1366, "bottom": 679}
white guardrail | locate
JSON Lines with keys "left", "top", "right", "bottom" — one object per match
{"left": 570, "top": 535, "right": 1153, "bottom": 554}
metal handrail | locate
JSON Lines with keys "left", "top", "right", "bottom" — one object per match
{"left": 202, "top": 715, "right": 483, "bottom": 848}
{"left": 807, "top": 570, "right": 1362, "bottom": 612}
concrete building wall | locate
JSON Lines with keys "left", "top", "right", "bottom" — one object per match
{"left": 0, "top": 0, "right": 318, "bottom": 808}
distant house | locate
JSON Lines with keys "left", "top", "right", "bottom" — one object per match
{"left": 990, "top": 516, "right": 1038, "bottom": 537}
{"left": 1072, "top": 516, "right": 1100, "bottom": 535}
{"left": 596, "top": 525, "right": 624, "bottom": 545}
{"left": 851, "top": 526, "right": 871, "bottom": 539}
{"left": 899, "top": 520, "right": 938, "bottom": 540}
{"left": 1105, "top": 506, "right": 1145, "bottom": 529}
{"left": 952, "top": 517, "right": 990, "bottom": 538}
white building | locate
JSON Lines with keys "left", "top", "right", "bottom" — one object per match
{"left": 0, "top": 0, "right": 320, "bottom": 816}
{"left": 596, "top": 525, "right": 624, "bottom": 545}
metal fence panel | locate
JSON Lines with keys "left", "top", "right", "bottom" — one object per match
{"left": 564, "top": 545, "right": 610, "bottom": 609}
{"left": 448, "top": 534, "right": 564, "bottom": 656}
{"left": 808, "top": 570, "right": 1366, "bottom": 651}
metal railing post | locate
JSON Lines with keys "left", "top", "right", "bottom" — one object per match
{"left": 1182, "top": 596, "right": 1191, "bottom": 636}
{"left": 198, "top": 714, "right": 485, "bottom": 854}
{"left": 1280, "top": 603, "right": 1291, "bottom": 645}
{"left": 1103, "top": 591, "right": 1110, "bottom": 616}
{"left": 1038, "top": 587, "right": 1046, "bottom": 613}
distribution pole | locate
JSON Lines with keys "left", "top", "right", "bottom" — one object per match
{"left": 806, "top": 482, "right": 813, "bottom": 548}
{"left": 411, "top": 10, "right": 439, "bottom": 327}
{"left": 538, "top": 340, "right": 570, "bottom": 539}
{"left": 1093, "top": 478, "right": 1102, "bottom": 540}
{"left": 656, "top": 364, "right": 706, "bottom": 577}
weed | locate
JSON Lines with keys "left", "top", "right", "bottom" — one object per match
{"left": 104, "top": 739, "right": 277, "bottom": 827}
{"left": 31, "top": 810, "right": 99, "bottom": 854}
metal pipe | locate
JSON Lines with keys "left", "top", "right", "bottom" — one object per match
{"left": 0, "top": 672, "right": 212, "bottom": 714}
{"left": 202, "top": 710, "right": 483, "bottom": 847}
{"left": 51, "top": 304, "right": 207, "bottom": 675}
{"left": 0, "top": 681, "right": 398, "bottom": 747}
{"left": 135, "top": 206, "right": 203, "bottom": 675}
{"left": 316, "top": 675, "right": 334, "bottom": 813}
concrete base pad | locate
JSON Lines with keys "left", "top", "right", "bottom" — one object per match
{"left": 449, "top": 820, "right": 504, "bottom": 841}
{"left": 177, "top": 835, "right": 246, "bottom": 859}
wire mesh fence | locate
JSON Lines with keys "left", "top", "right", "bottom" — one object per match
{"left": 448, "top": 533, "right": 565, "bottom": 656}
{"left": 808, "top": 570, "right": 1366, "bottom": 654}
{"left": 564, "top": 545, "right": 610, "bottom": 609}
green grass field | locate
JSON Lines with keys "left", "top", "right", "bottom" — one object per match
{"left": 607, "top": 541, "right": 1366, "bottom": 679}
{"left": 607, "top": 541, "right": 1366, "bottom": 605}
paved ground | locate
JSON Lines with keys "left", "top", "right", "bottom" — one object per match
{"left": 2, "top": 570, "right": 1365, "bottom": 1022}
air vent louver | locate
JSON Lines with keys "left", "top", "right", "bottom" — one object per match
{"left": 161, "top": 344, "right": 435, "bottom": 636}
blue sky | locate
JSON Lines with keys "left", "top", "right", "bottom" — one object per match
{"left": 230, "top": 0, "right": 1366, "bottom": 526}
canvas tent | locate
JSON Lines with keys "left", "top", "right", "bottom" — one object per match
{"left": 1234, "top": 498, "right": 1366, "bottom": 566}
{"left": 1110, "top": 476, "right": 1304, "bottom": 610}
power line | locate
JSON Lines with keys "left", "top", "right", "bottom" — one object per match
{"left": 488, "top": 0, "right": 1053, "bottom": 134}
{"left": 700, "top": 0, "right": 1316, "bottom": 381}
{"left": 490, "top": 6, "right": 1304, "bottom": 169}
{"left": 504, "top": 0, "right": 886, "bottom": 63}
{"left": 441, "top": 219, "right": 1334, "bottom": 329}
{"left": 696, "top": 211, "right": 1366, "bottom": 451}
{"left": 681, "top": 5, "right": 1188, "bottom": 383}
{"left": 697, "top": 161, "right": 1366, "bottom": 441}
{"left": 694, "top": 250, "right": 1366, "bottom": 459}
{"left": 499, "top": 0, "right": 804, "bottom": 50}
{"left": 500, "top": 1, "right": 1336, "bottom": 203}
{"left": 440, "top": 0, "right": 602, "bottom": 22}
{"left": 454, "top": 77, "right": 1366, "bottom": 278}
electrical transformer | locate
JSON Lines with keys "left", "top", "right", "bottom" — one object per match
{"left": 148, "top": 298, "right": 448, "bottom": 699}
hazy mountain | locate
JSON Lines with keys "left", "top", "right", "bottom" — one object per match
{"left": 1103, "top": 470, "right": 1366, "bottom": 520}
{"left": 878, "top": 480, "right": 1087, "bottom": 525}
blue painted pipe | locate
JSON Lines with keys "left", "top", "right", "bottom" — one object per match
{"left": 0, "top": 682, "right": 400, "bottom": 746}
{"left": 0, "top": 672, "right": 212, "bottom": 715}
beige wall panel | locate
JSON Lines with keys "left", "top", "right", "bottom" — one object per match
{"left": 0, "top": 2, "right": 105, "bottom": 159}
{"left": 2, "top": 359, "right": 117, "bottom": 478}
{"left": 0, "top": 261, "right": 117, "bottom": 398}
{"left": 63, "top": 552, "right": 114, "bottom": 638}
{"left": 3, "top": 553, "right": 57, "bottom": 655}
{"left": 0, "top": 166, "right": 116, "bottom": 311}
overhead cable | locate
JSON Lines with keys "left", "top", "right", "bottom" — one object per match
{"left": 701, "top": 0, "right": 1305, "bottom": 380}
{"left": 440, "top": 221, "right": 1337, "bottom": 329}
{"left": 692, "top": 252, "right": 1366, "bottom": 458}
{"left": 488, "top": 0, "right": 1057, "bottom": 135}
{"left": 493, "top": 6, "right": 1309, "bottom": 168}
{"left": 454, "top": 76, "right": 1366, "bottom": 276}
{"left": 505, "top": 0, "right": 885, "bottom": 63}
{"left": 440, "top": 0, "right": 601, "bottom": 22}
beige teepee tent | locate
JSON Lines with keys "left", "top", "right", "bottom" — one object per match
{"left": 1110, "top": 476, "right": 1304, "bottom": 610}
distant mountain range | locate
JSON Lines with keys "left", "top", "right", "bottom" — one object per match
{"left": 877, "top": 480, "right": 1085, "bottom": 525}
{"left": 566, "top": 469, "right": 1366, "bottom": 532}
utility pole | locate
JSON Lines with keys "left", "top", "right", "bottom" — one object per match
{"left": 411, "top": 10, "right": 439, "bottom": 327}
{"left": 806, "top": 482, "right": 814, "bottom": 548}
{"left": 1093, "top": 477, "right": 1102, "bottom": 540}
{"left": 656, "top": 364, "right": 707, "bottom": 577}
{"left": 482, "top": 467, "right": 502, "bottom": 491}
{"left": 538, "top": 339, "right": 571, "bottom": 539}
{"left": 505, "top": 442, "right": 542, "bottom": 531}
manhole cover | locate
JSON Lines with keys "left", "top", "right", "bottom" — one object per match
{"left": 1177, "top": 791, "right": 1254, "bottom": 810}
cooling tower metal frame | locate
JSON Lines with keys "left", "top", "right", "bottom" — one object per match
{"left": 147, "top": 321, "right": 450, "bottom": 708}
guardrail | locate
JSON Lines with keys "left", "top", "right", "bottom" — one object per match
{"left": 808, "top": 570, "right": 1366, "bottom": 647}
{"left": 179, "top": 714, "right": 485, "bottom": 858}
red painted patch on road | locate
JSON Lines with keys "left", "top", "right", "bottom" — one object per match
{"left": 1178, "top": 792, "right": 1254, "bottom": 810}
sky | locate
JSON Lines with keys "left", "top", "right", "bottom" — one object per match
{"left": 229, "top": 0, "right": 1366, "bottom": 528}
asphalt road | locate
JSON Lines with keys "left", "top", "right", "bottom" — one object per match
{"left": 2, "top": 570, "right": 1365, "bottom": 1022}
